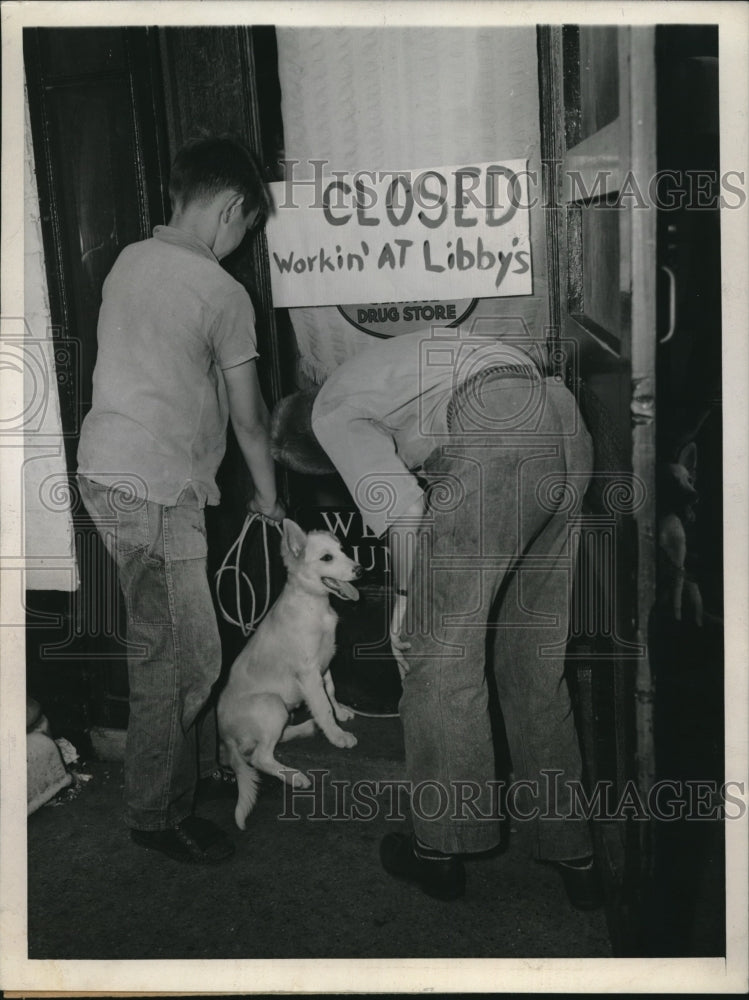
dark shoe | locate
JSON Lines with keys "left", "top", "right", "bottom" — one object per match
{"left": 196, "top": 766, "right": 237, "bottom": 801}
{"left": 131, "top": 816, "right": 235, "bottom": 865}
{"left": 545, "top": 856, "right": 605, "bottom": 910}
{"left": 380, "top": 833, "right": 465, "bottom": 901}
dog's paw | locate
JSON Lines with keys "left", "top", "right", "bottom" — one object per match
{"left": 335, "top": 704, "right": 355, "bottom": 722}
{"left": 330, "top": 729, "right": 358, "bottom": 749}
{"left": 292, "top": 771, "right": 312, "bottom": 790}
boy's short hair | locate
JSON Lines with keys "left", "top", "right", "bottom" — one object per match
{"left": 270, "top": 389, "right": 335, "bottom": 475}
{"left": 169, "top": 135, "right": 273, "bottom": 225}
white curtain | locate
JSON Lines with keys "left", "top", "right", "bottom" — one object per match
{"left": 276, "top": 26, "right": 548, "bottom": 384}
{"left": 23, "top": 87, "right": 78, "bottom": 591}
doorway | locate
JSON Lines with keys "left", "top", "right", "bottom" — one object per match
{"left": 537, "top": 23, "right": 724, "bottom": 955}
{"left": 24, "top": 22, "right": 724, "bottom": 956}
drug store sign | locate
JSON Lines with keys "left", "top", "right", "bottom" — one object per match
{"left": 265, "top": 160, "right": 533, "bottom": 309}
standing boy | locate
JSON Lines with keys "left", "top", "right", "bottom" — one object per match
{"left": 77, "top": 136, "right": 284, "bottom": 864}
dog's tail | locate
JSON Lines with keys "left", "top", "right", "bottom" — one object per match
{"left": 225, "top": 740, "right": 261, "bottom": 831}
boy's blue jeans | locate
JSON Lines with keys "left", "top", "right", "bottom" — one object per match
{"left": 399, "top": 375, "right": 595, "bottom": 860}
{"left": 78, "top": 476, "right": 222, "bottom": 830}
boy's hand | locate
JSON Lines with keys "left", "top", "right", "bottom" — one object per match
{"left": 390, "top": 630, "right": 411, "bottom": 680}
{"left": 249, "top": 496, "right": 286, "bottom": 522}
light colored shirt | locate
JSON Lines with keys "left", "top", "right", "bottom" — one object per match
{"left": 77, "top": 226, "right": 258, "bottom": 506}
{"left": 311, "top": 328, "right": 542, "bottom": 537}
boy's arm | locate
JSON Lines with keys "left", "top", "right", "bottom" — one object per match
{"left": 223, "top": 359, "right": 285, "bottom": 521}
{"left": 388, "top": 496, "right": 425, "bottom": 677}
{"left": 312, "top": 398, "right": 424, "bottom": 675}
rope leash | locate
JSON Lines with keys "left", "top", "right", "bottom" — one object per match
{"left": 214, "top": 512, "right": 283, "bottom": 636}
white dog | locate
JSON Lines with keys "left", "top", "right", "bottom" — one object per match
{"left": 217, "top": 519, "right": 361, "bottom": 829}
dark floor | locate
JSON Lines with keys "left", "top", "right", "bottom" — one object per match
{"left": 27, "top": 716, "right": 612, "bottom": 960}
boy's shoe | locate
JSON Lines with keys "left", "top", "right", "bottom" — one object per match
{"left": 131, "top": 816, "right": 235, "bottom": 864}
{"left": 542, "top": 855, "right": 605, "bottom": 910}
{"left": 380, "top": 833, "right": 465, "bottom": 901}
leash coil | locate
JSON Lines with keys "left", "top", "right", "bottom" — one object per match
{"left": 214, "top": 512, "right": 283, "bottom": 636}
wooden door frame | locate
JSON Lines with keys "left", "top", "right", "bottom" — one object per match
{"left": 537, "top": 24, "right": 658, "bottom": 951}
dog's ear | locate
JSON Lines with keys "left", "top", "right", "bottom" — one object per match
{"left": 282, "top": 519, "right": 307, "bottom": 559}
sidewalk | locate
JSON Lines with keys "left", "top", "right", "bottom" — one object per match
{"left": 27, "top": 716, "right": 611, "bottom": 960}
